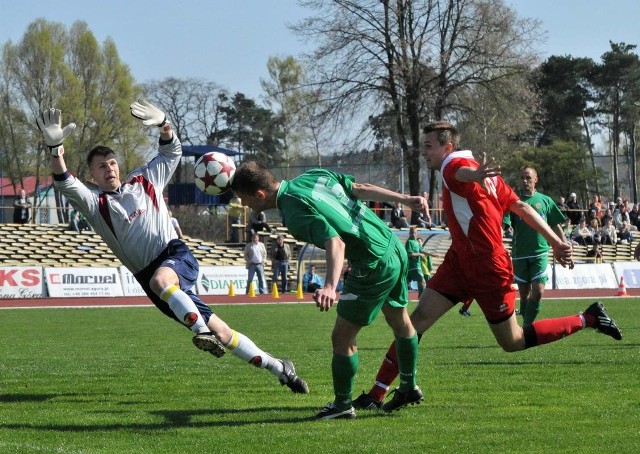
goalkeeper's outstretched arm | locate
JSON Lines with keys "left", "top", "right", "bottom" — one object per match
{"left": 35, "top": 108, "right": 75, "bottom": 175}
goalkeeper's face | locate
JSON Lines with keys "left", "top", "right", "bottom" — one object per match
{"left": 89, "top": 153, "right": 121, "bottom": 192}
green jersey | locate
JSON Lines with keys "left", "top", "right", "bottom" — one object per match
{"left": 277, "top": 169, "right": 394, "bottom": 270}
{"left": 508, "top": 191, "right": 566, "bottom": 258}
{"left": 405, "top": 237, "right": 422, "bottom": 271}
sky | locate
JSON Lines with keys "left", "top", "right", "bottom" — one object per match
{"left": 1, "top": 0, "right": 640, "bottom": 101}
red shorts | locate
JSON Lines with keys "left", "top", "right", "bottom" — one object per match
{"left": 427, "top": 247, "right": 516, "bottom": 323}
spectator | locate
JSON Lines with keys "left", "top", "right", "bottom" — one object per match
{"left": 390, "top": 202, "right": 409, "bottom": 228}
{"left": 562, "top": 218, "right": 573, "bottom": 238}
{"left": 600, "top": 218, "right": 617, "bottom": 245}
{"left": 586, "top": 243, "right": 603, "bottom": 263}
{"left": 589, "top": 218, "right": 601, "bottom": 243}
{"left": 249, "top": 210, "right": 271, "bottom": 235}
{"left": 368, "top": 200, "right": 383, "bottom": 219}
{"left": 417, "top": 192, "right": 434, "bottom": 229}
{"left": 571, "top": 218, "right": 594, "bottom": 246}
{"left": 270, "top": 234, "right": 291, "bottom": 293}
{"left": 619, "top": 221, "right": 634, "bottom": 244}
{"left": 13, "top": 189, "right": 32, "bottom": 224}
{"left": 168, "top": 210, "right": 183, "bottom": 239}
{"left": 612, "top": 204, "right": 625, "bottom": 229}
{"left": 566, "top": 192, "right": 582, "bottom": 225}
{"left": 503, "top": 213, "right": 514, "bottom": 238}
{"left": 557, "top": 195, "right": 569, "bottom": 219}
{"left": 601, "top": 207, "right": 613, "bottom": 227}
{"left": 589, "top": 195, "right": 603, "bottom": 221}
{"left": 227, "top": 195, "right": 244, "bottom": 242}
{"left": 615, "top": 196, "right": 624, "bottom": 212}
{"left": 302, "top": 264, "right": 324, "bottom": 293}
{"left": 629, "top": 203, "right": 639, "bottom": 228}
{"left": 243, "top": 233, "right": 267, "bottom": 294}
{"left": 68, "top": 209, "right": 93, "bottom": 232}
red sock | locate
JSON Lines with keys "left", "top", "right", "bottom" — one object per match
{"left": 368, "top": 340, "right": 399, "bottom": 401}
{"left": 529, "top": 315, "right": 584, "bottom": 346}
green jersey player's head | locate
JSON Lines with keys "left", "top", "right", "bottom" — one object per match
{"left": 230, "top": 160, "right": 280, "bottom": 214}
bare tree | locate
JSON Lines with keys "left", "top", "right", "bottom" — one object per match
{"left": 293, "top": 0, "right": 542, "bottom": 210}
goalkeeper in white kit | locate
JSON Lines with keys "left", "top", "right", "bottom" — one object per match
{"left": 36, "top": 99, "right": 308, "bottom": 394}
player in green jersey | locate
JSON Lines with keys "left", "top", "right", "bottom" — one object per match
{"left": 230, "top": 161, "right": 427, "bottom": 419}
{"left": 506, "top": 166, "right": 569, "bottom": 326}
{"left": 406, "top": 226, "right": 426, "bottom": 295}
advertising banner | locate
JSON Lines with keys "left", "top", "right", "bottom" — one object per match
{"left": 44, "top": 267, "right": 124, "bottom": 297}
{"left": 0, "top": 266, "right": 46, "bottom": 298}
{"left": 612, "top": 261, "right": 640, "bottom": 288}
{"left": 197, "top": 265, "right": 250, "bottom": 295}
{"left": 553, "top": 263, "right": 618, "bottom": 289}
{"left": 119, "top": 266, "right": 146, "bottom": 296}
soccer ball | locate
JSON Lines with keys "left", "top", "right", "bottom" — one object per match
{"left": 194, "top": 152, "right": 236, "bottom": 195}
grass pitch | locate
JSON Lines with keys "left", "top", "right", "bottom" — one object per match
{"left": 0, "top": 298, "right": 638, "bottom": 453}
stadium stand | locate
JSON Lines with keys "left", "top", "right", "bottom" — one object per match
{"left": 0, "top": 223, "right": 308, "bottom": 291}
{"left": 1, "top": 223, "right": 638, "bottom": 291}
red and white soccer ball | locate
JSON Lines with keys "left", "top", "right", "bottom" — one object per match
{"left": 194, "top": 152, "right": 236, "bottom": 195}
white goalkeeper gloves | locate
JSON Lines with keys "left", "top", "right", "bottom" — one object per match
{"left": 36, "top": 109, "right": 76, "bottom": 157}
{"left": 130, "top": 98, "right": 170, "bottom": 133}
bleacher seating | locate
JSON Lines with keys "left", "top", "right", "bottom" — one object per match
{"left": 0, "top": 223, "right": 307, "bottom": 291}
{"left": 0, "top": 223, "right": 248, "bottom": 268}
{"left": 2, "top": 223, "right": 638, "bottom": 292}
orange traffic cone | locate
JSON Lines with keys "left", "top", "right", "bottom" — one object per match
{"left": 616, "top": 276, "right": 628, "bottom": 297}
{"left": 296, "top": 282, "right": 304, "bottom": 300}
{"left": 272, "top": 282, "right": 280, "bottom": 298}
{"left": 228, "top": 281, "right": 236, "bottom": 297}
{"left": 248, "top": 281, "right": 256, "bottom": 298}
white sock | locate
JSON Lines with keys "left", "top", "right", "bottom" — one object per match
{"left": 160, "top": 285, "right": 207, "bottom": 334}
{"left": 225, "top": 330, "right": 284, "bottom": 377}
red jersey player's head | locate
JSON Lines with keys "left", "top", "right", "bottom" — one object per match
{"left": 420, "top": 121, "right": 460, "bottom": 170}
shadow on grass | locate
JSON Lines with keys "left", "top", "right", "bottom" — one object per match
{"left": 0, "top": 405, "right": 388, "bottom": 431}
{"left": 0, "top": 393, "right": 77, "bottom": 403}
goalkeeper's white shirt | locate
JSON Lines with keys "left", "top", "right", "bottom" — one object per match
{"left": 54, "top": 135, "right": 182, "bottom": 274}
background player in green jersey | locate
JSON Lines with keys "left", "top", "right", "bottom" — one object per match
{"left": 406, "top": 226, "right": 426, "bottom": 295}
{"left": 506, "top": 166, "right": 569, "bottom": 326}
{"left": 231, "top": 161, "right": 427, "bottom": 420}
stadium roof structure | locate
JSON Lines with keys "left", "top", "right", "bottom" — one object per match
{"left": 181, "top": 144, "right": 241, "bottom": 158}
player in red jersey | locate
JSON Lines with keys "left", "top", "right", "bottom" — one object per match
{"left": 353, "top": 121, "right": 622, "bottom": 409}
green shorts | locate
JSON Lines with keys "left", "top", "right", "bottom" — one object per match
{"left": 407, "top": 266, "right": 425, "bottom": 283}
{"left": 512, "top": 255, "right": 548, "bottom": 285}
{"left": 337, "top": 236, "right": 408, "bottom": 326}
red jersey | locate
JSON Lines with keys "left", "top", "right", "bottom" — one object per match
{"left": 429, "top": 150, "right": 520, "bottom": 322}
{"left": 440, "top": 150, "right": 519, "bottom": 258}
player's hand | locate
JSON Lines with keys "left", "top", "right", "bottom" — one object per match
{"left": 314, "top": 287, "right": 337, "bottom": 312}
{"left": 474, "top": 151, "right": 501, "bottom": 190}
{"left": 405, "top": 195, "right": 429, "bottom": 216}
{"left": 36, "top": 108, "right": 76, "bottom": 157}
{"left": 553, "top": 241, "right": 574, "bottom": 268}
{"left": 130, "top": 98, "right": 167, "bottom": 127}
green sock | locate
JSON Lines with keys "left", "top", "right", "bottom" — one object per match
{"left": 519, "top": 298, "right": 528, "bottom": 316}
{"left": 523, "top": 299, "right": 541, "bottom": 327}
{"left": 395, "top": 332, "right": 419, "bottom": 392}
{"left": 332, "top": 352, "right": 358, "bottom": 410}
